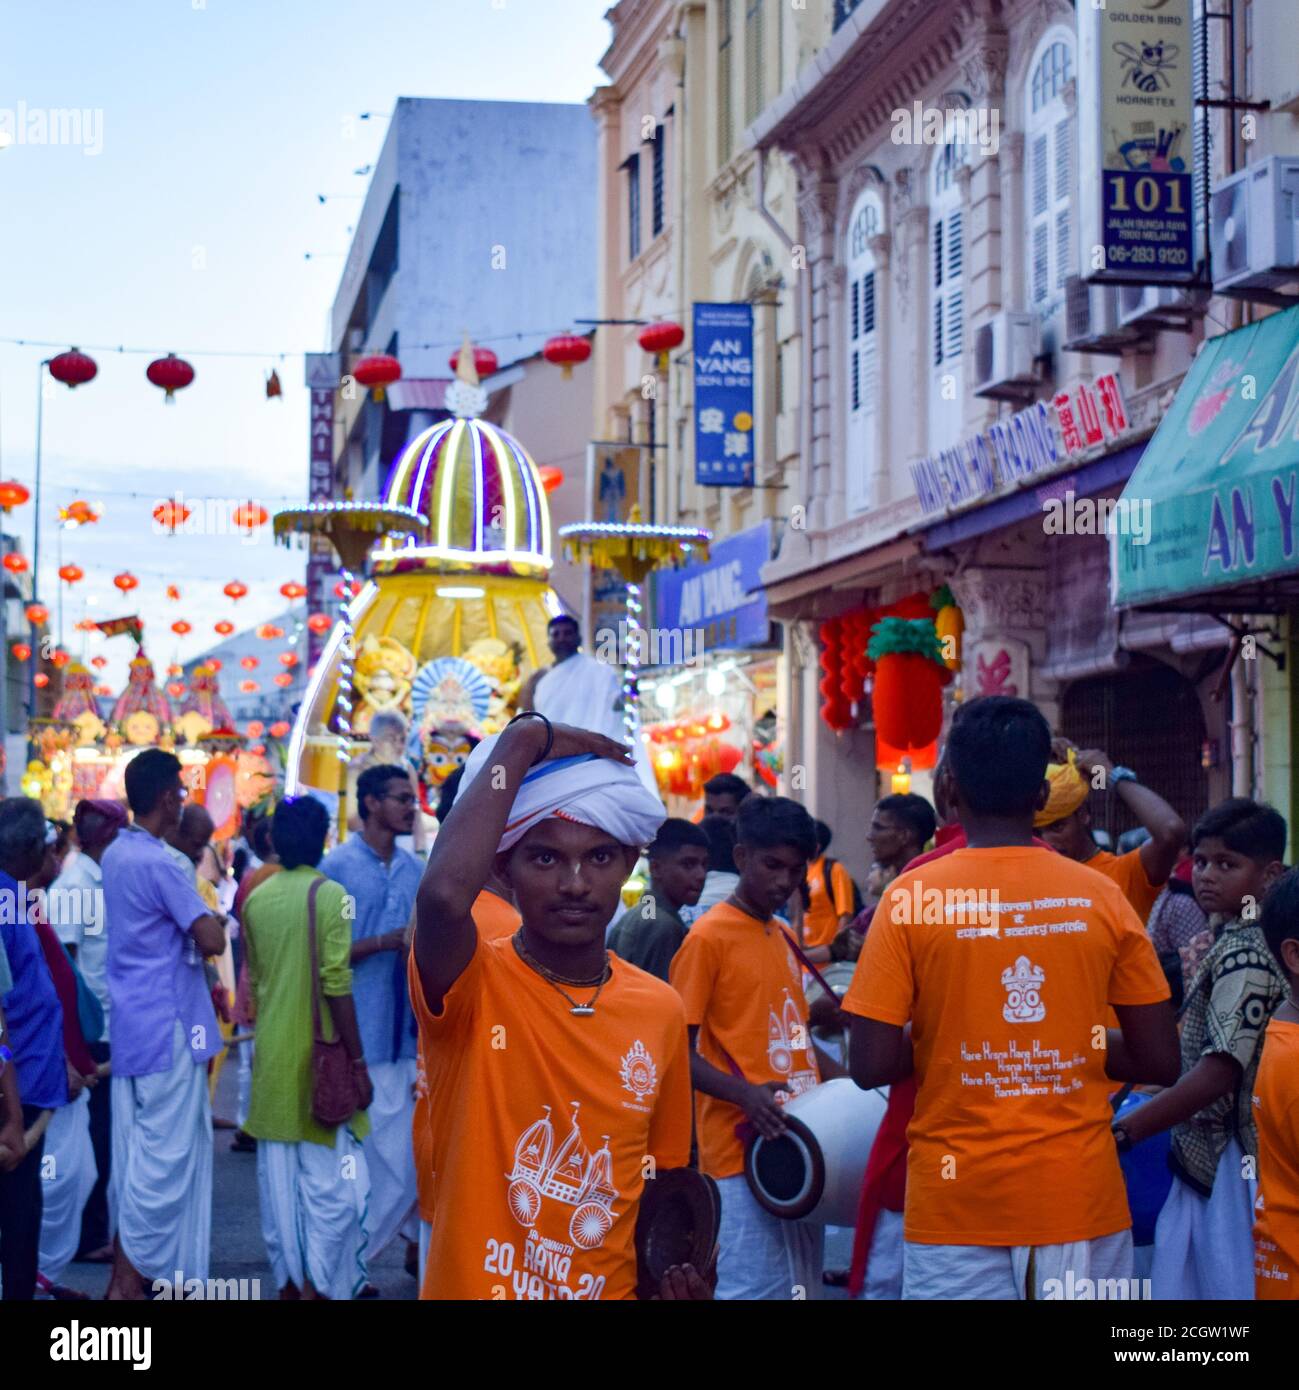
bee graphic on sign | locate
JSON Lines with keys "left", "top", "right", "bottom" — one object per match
{"left": 1113, "top": 40, "right": 1180, "bottom": 94}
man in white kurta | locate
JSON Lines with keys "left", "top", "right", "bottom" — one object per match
{"left": 529, "top": 616, "right": 624, "bottom": 740}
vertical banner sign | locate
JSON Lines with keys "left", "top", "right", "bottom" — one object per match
{"left": 305, "top": 353, "right": 338, "bottom": 665}
{"left": 1079, "top": 0, "right": 1195, "bottom": 283}
{"left": 693, "top": 302, "right": 755, "bottom": 487}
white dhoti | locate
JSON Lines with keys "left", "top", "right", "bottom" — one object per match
{"left": 714, "top": 1174, "right": 824, "bottom": 1300}
{"left": 256, "top": 1127, "right": 370, "bottom": 1300}
{"left": 111, "top": 1020, "right": 212, "bottom": 1284}
{"left": 856, "top": 1208, "right": 905, "bottom": 1301}
{"left": 902, "top": 1228, "right": 1134, "bottom": 1300}
{"left": 236, "top": 1039, "right": 254, "bottom": 1130}
{"left": 1151, "top": 1140, "right": 1257, "bottom": 1300}
{"left": 38, "top": 1091, "right": 97, "bottom": 1285}
{"left": 360, "top": 1059, "right": 419, "bottom": 1262}
{"left": 534, "top": 652, "right": 623, "bottom": 741}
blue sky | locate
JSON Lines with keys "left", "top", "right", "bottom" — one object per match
{"left": 0, "top": 0, "right": 609, "bottom": 691}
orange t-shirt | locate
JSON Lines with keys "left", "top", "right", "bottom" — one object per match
{"left": 1254, "top": 1017, "right": 1299, "bottom": 1300}
{"left": 843, "top": 845, "right": 1169, "bottom": 1247}
{"left": 670, "top": 902, "right": 819, "bottom": 1179}
{"left": 409, "top": 936, "right": 692, "bottom": 1300}
{"left": 1086, "top": 848, "right": 1163, "bottom": 924}
{"left": 803, "top": 855, "right": 855, "bottom": 949}
{"left": 413, "top": 890, "right": 521, "bottom": 1222}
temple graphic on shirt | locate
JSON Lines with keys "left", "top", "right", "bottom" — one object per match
{"left": 1001, "top": 955, "right": 1047, "bottom": 1024}
{"left": 506, "top": 1102, "right": 618, "bottom": 1250}
{"left": 766, "top": 990, "right": 817, "bottom": 1094}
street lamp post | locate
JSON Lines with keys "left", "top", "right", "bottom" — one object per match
{"left": 31, "top": 358, "right": 48, "bottom": 716}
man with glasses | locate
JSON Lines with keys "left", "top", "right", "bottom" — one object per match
{"left": 321, "top": 764, "right": 421, "bottom": 1289}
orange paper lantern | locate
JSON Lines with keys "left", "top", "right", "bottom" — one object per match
{"left": 307, "top": 613, "right": 332, "bottom": 634}
{"left": 11, "top": 643, "right": 31, "bottom": 662}
{"left": 25, "top": 603, "right": 49, "bottom": 626}
{"left": 223, "top": 581, "right": 248, "bottom": 602}
{"left": 246, "top": 721, "right": 265, "bottom": 738}
{"left": 34, "top": 672, "right": 49, "bottom": 688}
{"left": 269, "top": 721, "right": 290, "bottom": 738}
{"left": 214, "top": 620, "right": 234, "bottom": 636}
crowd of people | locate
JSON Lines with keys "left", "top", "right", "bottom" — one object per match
{"left": 1, "top": 692, "right": 1297, "bottom": 1302}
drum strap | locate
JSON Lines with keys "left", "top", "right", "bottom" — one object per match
{"left": 777, "top": 925, "right": 843, "bottom": 1004}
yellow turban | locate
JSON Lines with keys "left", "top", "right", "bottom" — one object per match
{"left": 1034, "top": 755, "right": 1090, "bottom": 828}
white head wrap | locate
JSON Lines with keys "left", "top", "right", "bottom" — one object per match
{"left": 459, "top": 733, "right": 666, "bottom": 853}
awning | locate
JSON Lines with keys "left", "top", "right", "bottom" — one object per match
{"left": 1114, "top": 304, "right": 1299, "bottom": 613}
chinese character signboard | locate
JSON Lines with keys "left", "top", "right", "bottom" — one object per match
{"left": 1080, "top": 0, "right": 1196, "bottom": 283}
{"left": 305, "top": 353, "right": 339, "bottom": 664}
{"left": 693, "top": 302, "right": 755, "bottom": 487}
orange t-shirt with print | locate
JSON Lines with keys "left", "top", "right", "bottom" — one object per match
{"left": 1087, "top": 848, "right": 1163, "bottom": 924}
{"left": 409, "top": 937, "right": 692, "bottom": 1300}
{"left": 803, "top": 855, "right": 855, "bottom": 949}
{"left": 670, "top": 901, "right": 819, "bottom": 1179}
{"left": 843, "top": 845, "right": 1169, "bottom": 1248}
{"left": 413, "top": 890, "right": 521, "bottom": 1223}
{"left": 1254, "top": 1018, "right": 1299, "bottom": 1300}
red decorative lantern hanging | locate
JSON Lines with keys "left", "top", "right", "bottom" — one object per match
{"left": 166, "top": 584, "right": 182, "bottom": 601}
{"left": 25, "top": 603, "right": 49, "bottom": 626}
{"left": 448, "top": 346, "right": 498, "bottom": 378}
{"left": 167, "top": 682, "right": 185, "bottom": 699}
{"left": 214, "top": 620, "right": 235, "bottom": 636}
{"left": 637, "top": 320, "right": 685, "bottom": 371}
{"left": 239, "top": 679, "right": 259, "bottom": 694}
{"left": 542, "top": 334, "right": 591, "bottom": 380}
{"left": 278, "top": 652, "right": 298, "bottom": 668}
{"left": 171, "top": 620, "right": 192, "bottom": 636}
{"left": 60, "top": 499, "right": 99, "bottom": 526}
{"left": 57, "top": 564, "right": 83, "bottom": 586}
{"left": 273, "top": 673, "right": 293, "bottom": 688}
{"left": 153, "top": 501, "right": 191, "bottom": 533}
{"left": 352, "top": 354, "right": 402, "bottom": 401}
{"left": 113, "top": 571, "right": 139, "bottom": 594}
{"left": 48, "top": 349, "right": 98, "bottom": 389}
{"left": 269, "top": 720, "right": 291, "bottom": 739}
{"left": 208, "top": 658, "right": 223, "bottom": 672}
{"left": 246, "top": 721, "right": 265, "bottom": 738}
{"left": 867, "top": 617, "right": 947, "bottom": 757}
{"left": 256, "top": 624, "right": 284, "bottom": 640}
{"left": 818, "top": 618, "right": 853, "bottom": 732}
{"left": 74, "top": 618, "right": 98, "bottom": 632}
{"left": 90, "top": 655, "right": 107, "bottom": 669}
{"left": 307, "top": 612, "right": 332, "bottom": 634}
{"left": 537, "top": 466, "right": 564, "bottom": 494}
{"left": 2, "top": 553, "right": 28, "bottom": 574}
{"left": 167, "top": 663, "right": 183, "bottom": 677}
{"left": 223, "top": 581, "right": 248, "bottom": 602}
{"left": 0, "top": 480, "right": 31, "bottom": 511}
{"left": 240, "top": 656, "right": 259, "bottom": 670}
{"left": 333, "top": 579, "right": 360, "bottom": 602}
{"left": 50, "top": 649, "right": 70, "bottom": 669}
{"left": 34, "top": 672, "right": 49, "bottom": 688}
{"left": 146, "top": 353, "right": 195, "bottom": 403}
{"left": 11, "top": 643, "right": 31, "bottom": 662}
{"left": 232, "top": 502, "right": 269, "bottom": 534}
{"left": 279, "top": 581, "right": 307, "bottom": 601}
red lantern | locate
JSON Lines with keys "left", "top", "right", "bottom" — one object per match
{"left": 448, "top": 346, "right": 498, "bottom": 378}
{"left": 0, "top": 480, "right": 31, "bottom": 511}
{"left": 279, "top": 652, "right": 298, "bottom": 668}
{"left": 61, "top": 499, "right": 99, "bottom": 526}
{"left": 352, "top": 354, "right": 402, "bottom": 401}
{"left": 239, "top": 680, "right": 259, "bottom": 694}
{"left": 146, "top": 353, "right": 195, "bottom": 403}
{"left": 167, "top": 682, "right": 185, "bottom": 699}
{"left": 248, "top": 743, "right": 267, "bottom": 757}
{"left": 279, "top": 581, "right": 307, "bottom": 601}
{"left": 307, "top": 612, "right": 332, "bottom": 634}
{"left": 153, "top": 501, "right": 191, "bottom": 533}
{"left": 90, "top": 655, "right": 107, "bottom": 669}
{"left": 223, "top": 581, "right": 248, "bottom": 602}
{"left": 240, "top": 656, "right": 259, "bottom": 670}
{"left": 269, "top": 720, "right": 291, "bottom": 738}
{"left": 273, "top": 673, "right": 293, "bottom": 688}
{"left": 818, "top": 618, "right": 852, "bottom": 732}
{"left": 637, "top": 320, "right": 685, "bottom": 371}
{"left": 333, "top": 579, "right": 360, "bottom": 601}
{"left": 11, "top": 643, "right": 31, "bottom": 662}
{"left": 208, "top": 658, "right": 223, "bottom": 672}
{"left": 25, "top": 603, "right": 49, "bottom": 626}
{"left": 94, "top": 683, "right": 112, "bottom": 696}
{"left": 55, "top": 563, "right": 83, "bottom": 586}
{"left": 167, "top": 664, "right": 183, "bottom": 677}
{"left": 48, "top": 349, "right": 98, "bottom": 389}
{"left": 75, "top": 618, "right": 97, "bottom": 632}
{"left": 2, "top": 553, "right": 28, "bottom": 574}
{"left": 542, "top": 334, "right": 591, "bottom": 380}
{"left": 256, "top": 624, "right": 284, "bottom": 640}
{"left": 171, "top": 620, "right": 192, "bottom": 636}
{"left": 50, "top": 649, "right": 70, "bottom": 669}
{"left": 214, "top": 620, "right": 234, "bottom": 636}
{"left": 232, "top": 503, "right": 269, "bottom": 533}
{"left": 34, "top": 672, "right": 49, "bottom": 688}
{"left": 246, "top": 721, "right": 265, "bottom": 738}
{"left": 537, "top": 466, "right": 564, "bottom": 494}
{"left": 113, "top": 571, "right": 139, "bottom": 594}
{"left": 166, "top": 585, "right": 182, "bottom": 601}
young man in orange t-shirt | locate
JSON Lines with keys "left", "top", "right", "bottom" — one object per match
{"left": 845, "top": 696, "right": 1180, "bottom": 1299}
{"left": 671, "top": 795, "right": 844, "bottom": 1300}
{"left": 802, "top": 820, "right": 857, "bottom": 953}
{"left": 410, "top": 716, "right": 705, "bottom": 1301}
{"left": 1255, "top": 870, "right": 1299, "bottom": 1299}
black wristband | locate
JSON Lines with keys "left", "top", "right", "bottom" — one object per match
{"left": 507, "top": 710, "right": 554, "bottom": 764}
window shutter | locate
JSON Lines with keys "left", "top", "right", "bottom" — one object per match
{"left": 933, "top": 295, "right": 945, "bottom": 366}
{"left": 860, "top": 271, "right": 878, "bottom": 413}
{"left": 850, "top": 275, "right": 860, "bottom": 341}
{"left": 861, "top": 272, "right": 876, "bottom": 334}
{"left": 933, "top": 220, "right": 944, "bottom": 289}
{"left": 1053, "top": 117, "right": 1071, "bottom": 203}
{"left": 1033, "top": 222, "right": 1049, "bottom": 304}
{"left": 851, "top": 347, "right": 861, "bottom": 411}
{"left": 945, "top": 211, "right": 963, "bottom": 361}
{"left": 1032, "top": 133, "right": 1049, "bottom": 217}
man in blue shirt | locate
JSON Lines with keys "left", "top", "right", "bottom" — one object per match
{"left": 0, "top": 796, "right": 68, "bottom": 1301}
{"left": 321, "top": 764, "right": 421, "bottom": 1282}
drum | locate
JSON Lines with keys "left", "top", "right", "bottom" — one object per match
{"left": 744, "top": 1079, "right": 888, "bottom": 1226}
{"left": 634, "top": 1167, "right": 720, "bottom": 1299}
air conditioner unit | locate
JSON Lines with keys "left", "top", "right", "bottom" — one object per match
{"left": 1210, "top": 156, "right": 1299, "bottom": 292}
{"left": 1117, "top": 282, "right": 1207, "bottom": 331}
{"left": 973, "top": 311, "right": 1040, "bottom": 399}
{"left": 1062, "top": 276, "right": 1130, "bottom": 354}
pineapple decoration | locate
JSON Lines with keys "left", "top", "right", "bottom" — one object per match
{"left": 931, "top": 583, "right": 964, "bottom": 673}
{"left": 866, "top": 616, "right": 948, "bottom": 756}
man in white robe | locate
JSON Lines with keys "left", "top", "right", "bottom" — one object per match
{"left": 523, "top": 616, "right": 623, "bottom": 740}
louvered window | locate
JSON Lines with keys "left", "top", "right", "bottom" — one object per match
{"left": 929, "top": 141, "right": 968, "bottom": 453}
{"left": 718, "top": 0, "right": 734, "bottom": 167}
{"left": 745, "top": 0, "right": 765, "bottom": 126}
{"left": 1026, "top": 35, "right": 1076, "bottom": 308}
{"left": 845, "top": 194, "right": 881, "bottom": 513}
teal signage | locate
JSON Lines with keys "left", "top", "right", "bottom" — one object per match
{"left": 1114, "top": 304, "right": 1299, "bottom": 607}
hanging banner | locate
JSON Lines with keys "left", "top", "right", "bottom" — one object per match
{"left": 693, "top": 302, "right": 755, "bottom": 487}
{"left": 1079, "top": 0, "right": 1196, "bottom": 283}
{"left": 305, "top": 353, "right": 339, "bottom": 665}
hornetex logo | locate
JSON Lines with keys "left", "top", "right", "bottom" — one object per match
{"left": 50, "top": 1323, "right": 151, "bottom": 1371}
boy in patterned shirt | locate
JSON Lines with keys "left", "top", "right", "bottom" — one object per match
{"left": 1114, "top": 798, "right": 1288, "bottom": 1299}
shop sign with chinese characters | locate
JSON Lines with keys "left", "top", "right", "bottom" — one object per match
{"left": 693, "top": 302, "right": 755, "bottom": 487}
{"left": 910, "top": 375, "right": 1130, "bottom": 517}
